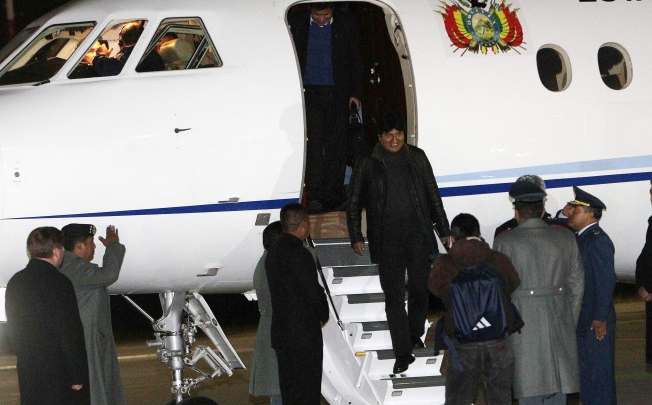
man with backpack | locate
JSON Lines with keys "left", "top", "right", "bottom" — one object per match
{"left": 494, "top": 179, "right": 584, "bottom": 405}
{"left": 429, "top": 213, "right": 521, "bottom": 405}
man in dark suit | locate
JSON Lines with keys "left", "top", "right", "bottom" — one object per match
{"left": 266, "top": 203, "right": 329, "bottom": 405}
{"left": 288, "top": 3, "right": 363, "bottom": 211}
{"left": 635, "top": 180, "right": 652, "bottom": 368}
{"left": 567, "top": 186, "right": 617, "bottom": 405}
{"left": 5, "top": 227, "right": 90, "bottom": 405}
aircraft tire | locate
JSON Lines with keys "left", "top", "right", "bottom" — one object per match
{"left": 164, "top": 397, "right": 219, "bottom": 405}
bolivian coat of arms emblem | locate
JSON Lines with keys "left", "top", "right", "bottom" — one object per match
{"left": 437, "top": 0, "right": 525, "bottom": 56}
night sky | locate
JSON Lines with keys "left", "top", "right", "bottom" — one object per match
{"left": 0, "top": 0, "right": 70, "bottom": 48}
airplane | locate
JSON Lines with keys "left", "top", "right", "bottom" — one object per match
{"left": 0, "top": 0, "right": 650, "bottom": 403}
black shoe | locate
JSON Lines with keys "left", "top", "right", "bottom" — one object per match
{"left": 412, "top": 337, "right": 425, "bottom": 348}
{"left": 393, "top": 355, "right": 415, "bottom": 374}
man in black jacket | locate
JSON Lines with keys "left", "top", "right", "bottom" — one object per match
{"left": 636, "top": 180, "right": 652, "bottom": 368}
{"left": 266, "top": 203, "right": 329, "bottom": 404}
{"left": 5, "top": 227, "right": 90, "bottom": 405}
{"left": 347, "top": 111, "right": 451, "bottom": 373}
{"left": 288, "top": 3, "right": 363, "bottom": 211}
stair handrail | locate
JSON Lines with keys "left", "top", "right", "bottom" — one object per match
{"left": 307, "top": 235, "right": 344, "bottom": 331}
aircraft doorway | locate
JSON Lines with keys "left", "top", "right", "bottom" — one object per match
{"left": 287, "top": 1, "right": 416, "bottom": 210}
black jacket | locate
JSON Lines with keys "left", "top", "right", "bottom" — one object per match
{"left": 265, "top": 233, "right": 329, "bottom": 350}
{"left": 636, "top": 215, "right": 652, "bottom": 292}
{"left": 347, "top": 143, "right": 450, "bottom": 263}
{"left": 6, "top": 259, "right": 89, "bottom": 405}
{"left": 288, "top": 8, "right": 364, "bottom": 101}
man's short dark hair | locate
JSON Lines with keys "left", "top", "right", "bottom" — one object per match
{"left": 280, "top": 203, "right": 310, "bottom": 232}
{"left": 376, "top": 110, "right": 406, "bottom": 135}
{"left": 310, "top": 2, "right": 334, "bottom": 10}
{"left": 27, "top": 227, "right": 64, "bottom": 259}
{"left": 120, "top": 22, "right": 145, "bottom": 47}
{"left": 263, "top": 221, "right": 283, "bottom": 250}
{"left": 514, "top": 201, "right": 545, "bottom": 220}
{"left": 582, "top": 205, "right": 603, "bottom": 221}
{"left": 63, "top": 235, "right": 90, "bottom": 252}
{"left": 450, "top": 213, "right": 481, "bottom": 240}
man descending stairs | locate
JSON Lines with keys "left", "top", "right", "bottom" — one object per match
{"left": 308, "top": 212, "right": 446, "bottom": 405}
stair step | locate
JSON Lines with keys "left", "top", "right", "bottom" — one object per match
{"left": 376, "top": 347, "right": 437, "bottom": 360}
{"left": 365, "top": 349, "right": 443, "bottom": 379}
{"left": 324, "top": 266, "right": 382, "bottom": 296}
{"left": 346, "top": 321, "right": 393, "bottom": 352}
{"left": 371, "top": 376, "right": 446, "bottom": 404}
{"left": 332, "top": 294, "right": 387, "bottom": 323}
{"left": 314, "top": 242, "right": 372, "bottom": 267}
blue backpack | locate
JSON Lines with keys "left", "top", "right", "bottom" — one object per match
{"left": 449, "top": 258, "right": 509, "bottom": 344}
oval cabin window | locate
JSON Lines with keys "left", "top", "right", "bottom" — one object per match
{"left": 598, "top": 43, "right": 632, "bottom": 90}
{"left": 536, "top": 45, "right": 572, "bottom": 92}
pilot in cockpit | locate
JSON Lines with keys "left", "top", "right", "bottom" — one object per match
{"left": 84, "top": 22, "right": 164, "bottom": 76}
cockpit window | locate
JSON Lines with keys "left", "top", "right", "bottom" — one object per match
{"left": 136, "top": 17, "right": 222, "bottom": 72}
{"left": 598, "top": 43, "right": 632, "bottom": 91}
{"left": 0, "top": 26, "right": 40, "bottom": 66}
{"left": 0, "top": 22, "right": 95, "bottom": 86}
{"left": 69, "top": 19, "right": 152, "bottom": 79}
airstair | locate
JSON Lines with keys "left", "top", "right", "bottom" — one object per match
{"left": 309, "top": 212, "right": 446, "bottom": 405}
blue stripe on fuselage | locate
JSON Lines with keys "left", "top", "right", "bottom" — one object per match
{"left": 5, "top": 171, "right": 652, "bottom": 220}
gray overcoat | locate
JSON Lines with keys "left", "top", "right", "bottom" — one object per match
{"left": 493, "top": 218, "right": 584, "bottom": 399}
{"left": 59, "top": 242, "right": 127, "bottom": 405}
{"left": 249, "top": 251, "right": 282, "bottom": 397}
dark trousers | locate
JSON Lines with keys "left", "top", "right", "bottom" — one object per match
{"left": 17, "top": 366, "right": 90, "bottom": 405}
{"left": 577, "top": 320, "right": 617, "bottom": 405}
{"left": 304, "top": 85, "right": 349, "bottom": 205}
{"left": 646, "top": 302, "right": 652, "bottom": 365}
{"left": 445, "top": 338, "right": 514, "bottom": 405}
{"left": 274, "top": 345, "right": 322, "bottom": 405}
{"left": 378, "top": 225, "right": 431, "bottom": 362}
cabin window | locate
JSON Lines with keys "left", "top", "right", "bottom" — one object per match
{"left": 69, "top": 20, "right": 150, "bottom": 79}
{"left": 598, "top": 43, "right": 632, "bottom": 90}
{"left": 136, "top": 17, "right": 222, "bottom": 72}
{"left": 0, "top": 22, "right": 95, "bottom": 86}
{"left": 0, "top": 26, "right": 40, "bottom": 65}
{"left": 536, "top": 45, "right": 571, "bottom": 92}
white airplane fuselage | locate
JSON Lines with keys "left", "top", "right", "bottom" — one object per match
{"left": 0, "top": 0, "right": 650, "bottom": 296}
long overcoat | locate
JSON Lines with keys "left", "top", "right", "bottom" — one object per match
{"left": 6, "top": 258, "right": 90, "bottom": 405}
{"left": 59, "top": 242, "right": 127, "bottom": 405}
{"left": 576, "top": 223, "right": 617, "bottom": 405}
{"left": 249, "top": 250, "right": 282, "bottom": 397}
{"left": 494, "top": 218, "right": 584, "bottom": 399}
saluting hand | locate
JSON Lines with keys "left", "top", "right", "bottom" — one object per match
{"left": 99, "top": 225, "right": 120, "bottom": 246}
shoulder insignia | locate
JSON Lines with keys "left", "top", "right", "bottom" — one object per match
{"left": 436, "top": 0, "right": 524, "bottom": 56}
{"left": 593, "top": 229, "right": 600, "bottom": 235}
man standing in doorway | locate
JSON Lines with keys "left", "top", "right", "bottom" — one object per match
{"left": 493, "top": 180, "right": 584, "bottom": 405}
{"left": 567, "top": 186, "right": 618, "bottom": 405}
{"left": 288, "top": 2, "right": 363, "bottom": 212}
{"left": 266, "top": 203, "right": 329, "bottom": 405}
{"left": 6, "top": 227, "right": 90, "bottom": 405}
{"left": 347, "top": 110, "right": 451, "bottom": 374}
{"left": 59, "top": 224, "right": 127, "bottom": 405}
{"left": 636, "top": 180, "right": 652, "bottom": 369}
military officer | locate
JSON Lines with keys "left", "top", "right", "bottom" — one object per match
{"left": 567, "top": 186, "right": 617, "bottom": 405}
{"left": 59, "top": 224, "right": 127, "bottom": 405}
{"left": 635, "top": 180, "right": 652, "bottom": 368}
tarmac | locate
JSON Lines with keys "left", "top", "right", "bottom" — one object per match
{"left": 0, "top": 301, "right": 650, "bottom": 405}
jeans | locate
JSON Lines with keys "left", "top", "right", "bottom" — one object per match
{"left": 445, "top": 338, "right": 514, "bottom": 405}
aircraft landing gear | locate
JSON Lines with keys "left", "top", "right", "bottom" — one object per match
{"left": 123, "top": 291, "right": 245, "bottom": 405}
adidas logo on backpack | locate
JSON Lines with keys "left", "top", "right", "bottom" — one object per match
{"left": 449, "top": 259, "right": 509, "bottom": 343}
